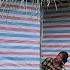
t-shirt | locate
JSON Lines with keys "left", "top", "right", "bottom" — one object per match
{"left": 41, "top": 58, "right": 65, "bottom": 70}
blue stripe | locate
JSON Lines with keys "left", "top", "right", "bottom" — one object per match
{"left": 0, "top": 57, "right": 40, "bottom": 61}
{"left": 0, "top": 45, "right": 40, "bottom": 49}
{"left": 0, "top": 21, "right": 40, "bottom": 28}
{"left": 67, "top": 59, "right": 70, "bottom": 63}
{"left": 45, "top": 8, "right": 70, "bottom": 14}
{"left": 65, "top": 69, "right": 70, "bottom": 70}
{"left": 44, "top": 19, "right": 70, "bottom": 23}
{"left": 43, "top": 40, "right": 70, "bottom": 43}
{"left": 0, "top": 33, "right": 40, "bottom": 38}
{"left": 0, "top": 8, "right": 40, "bottom": 16}
{"left": 44, "top": 30, "right": 70, "bottom": 33}
{"left": 44, "top": 18, "right": 70, "bottom": 22}
{"left": 0, "top": 67, "right": 40, "bottom": 70}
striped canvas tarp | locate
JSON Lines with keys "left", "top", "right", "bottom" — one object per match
{"left": 42, "top": 7, "right": 70, "bottom": 70}
{"left": 0, "top": 2, "right": 40, "bottom": 70}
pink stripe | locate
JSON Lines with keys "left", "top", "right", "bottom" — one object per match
{"left": 0, "top": 39, "right": 39, "bottom": 44}
{"left": 65, "top": 65, "right": 70, "bottom": 68}
{"left": 0, "top": 63, "right": 18, "bottom": 67}
{"left": 0, "top": 63, "right": 39, "bottom": 67}
{"left": 41, "top": 54, "right": 56, "bottom": 58}
{"left": 0, "top": 26, "right": 40, "bottom": 33}
{"left": 43, "top": 35, "right": 70, "bottom": 38}
{"left": 0, "top": 15, "right": 39, "bottom": 22}
{"left": 43, "top": 25, "right": 70, "bottom": 28}
{"left": 0, "top": 51, "right": 39, "bottom": 55}
{"left": 42, "top": 45, "right": 70, "bottom": 48}
{"left": 1, "top": 3, "right": 37, "bottom": 10}
{"left": 19, "top": 63, "right": 39, "bottom": 67}
{"left": 43, "top": 14, "right": 70, "bottom": 19}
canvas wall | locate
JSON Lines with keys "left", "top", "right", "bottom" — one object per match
{"left": 42, "top": 6, "right": 70, "bottom": 70}
{"left": 0, "top": 1, "right": 40, "bottom": 70}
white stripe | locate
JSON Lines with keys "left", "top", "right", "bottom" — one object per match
{"left": 0, "top": 36, "right": 40, "bottom": 41}
{"left": 0, "top": 24, "right": 40, "bottom": 30}
{"left": 0, "top": 43, "right": 39, "bottom": 45}
{"left": 0, "top": 49, "right": 40, "bottom": 53}
{"left": 42, "top": 48, "right": 70, "bottom": 50}
{"left": 0, "top": 65, "right": 40, "bottom": 69}
{"left": 0, "top": 54, "right": 40, "bottom": 57}
{"left": 0, "top": 60, "right": 40, "bottom": 64}
{"left": 0, "top": 30, "right": 40, "bottom": 35}
{"left": 0, "top": 36, "right": 39, "bottom": 41}
{"left": 0, "top": 55, "right": 40, "bottom": 58}
{"left": 65, "top": 63, "right": 70, "bottom": 65}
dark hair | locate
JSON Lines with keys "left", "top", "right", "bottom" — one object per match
{"left": 58, "top": 51, "right": 69, "bottom": 63}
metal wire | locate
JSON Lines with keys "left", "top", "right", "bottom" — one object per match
{"left": 25, "top": 0, "right": 27, "bottom": 15}
{"left": 1, "top": 0, "right": 8, "bottom": 19}
{"left": 41, "top": 0, "right": 58, "bottom": 11}
{"left": 20, "top": 0, "right": 24, "bottom": 10}
{"left": 54, "top": 0, "right": 58, "bottom": 11}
